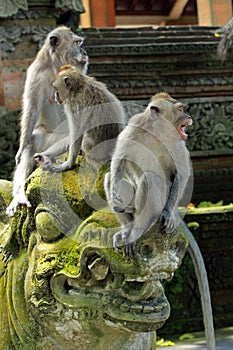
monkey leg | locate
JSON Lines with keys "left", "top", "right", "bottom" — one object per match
{"left": 160, "top": 174, "right": 179, "bottom": 233}
{"left": 119, "top": 172, "right": 167, "bottom": 256}
{"left": 105, "top": 172, "right": 135, "bottom": 213}
{"left": 105, "top": 172, "right": 135, "bottom": 254}
{"left": 6, "top": 146, "right": 36, "bottom": 216}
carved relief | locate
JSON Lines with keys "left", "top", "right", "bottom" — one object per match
{"left": 0, "top": 0, "right": 28, "bottom": 18}
{"left": 185, "top": 98, "right": 233, "bottom": 154}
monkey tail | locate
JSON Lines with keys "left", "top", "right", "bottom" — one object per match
{"left": 180, "top": 220, "right": 216, "bottom": 350}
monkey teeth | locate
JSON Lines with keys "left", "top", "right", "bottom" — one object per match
{"left": 55, "top": 91, "right": 63, "bottom": 105}
{"left": 179, "top": 120, "right": 192, "bottom": 139}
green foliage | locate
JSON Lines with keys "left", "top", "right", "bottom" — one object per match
{"left": 156, "top": 338, "right": 175, "bottom": 347}
{"left": 0, "top": 109, "right": 20, "bottom": 180}
{"left": 197, "top": 200, "right": 224, "bottom": 208}
{"left": 179, "top": 333, "right": 195, "bottom": 341}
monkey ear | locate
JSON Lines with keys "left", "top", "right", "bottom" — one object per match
{"left": 64, "top": 77, "right": 73, "bottom": 90}
{"left": 49, "top": 36, "right": 60, "bottom": 50}
{"left": 150, "top": 105, "right": 160, "bottom": 119}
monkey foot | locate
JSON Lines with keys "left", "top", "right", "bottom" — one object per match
{"left": 113, "top": 229, "right": 135, "bottom": 257}
{"left": 160, "top": 209, "right": 177, "bottom": 233}
{"left": 34, "top": 153, "right": 54, "bottom": 171}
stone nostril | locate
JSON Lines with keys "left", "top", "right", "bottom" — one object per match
{"left": 170, "top": 239, "right": 186, "bottom": 258}
{"left": 87, "top": 255, "right": 109, "bottom": 281}
{"left": 140, "top": 244, "right": 153, "bottom": 259}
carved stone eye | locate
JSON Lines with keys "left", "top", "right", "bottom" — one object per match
{"left": 35, "top": 211, "right": 62, "bottom": 243}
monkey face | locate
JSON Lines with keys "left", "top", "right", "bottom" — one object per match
{"left": 174, "top": 103, "right": 193, "bottom": 140}
{"left": 47, "top": 26, "right": 89, "bottom": 74}
{"left": 53, "top": 67, "right": 77, "bottom": 104}
{"left": 53, "top": 75, "right": 71, "bottom": 105}
{"left": 149, "top": 97, "right": 193, "bottom": 141}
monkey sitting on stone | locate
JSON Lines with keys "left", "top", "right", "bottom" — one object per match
{"left": 6, "top": 26, "right": 89, "bottom": 216}
{"left": 34, "top": 65, "right": 127, "bottom": 172}
{"left": 104, "top": 92, "right": 193, "bottom": 256}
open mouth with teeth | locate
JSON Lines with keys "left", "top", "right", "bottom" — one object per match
{"left": 55, "top": 91, "right": 63, "bottom": 105}
{"left": 178, "top": 119, "right": 192, "bottom": 140}
{"left": 51, "top": 269, "right": 171, "bottom": 332}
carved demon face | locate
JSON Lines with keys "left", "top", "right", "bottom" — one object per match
{"left": 25, "top": 204, "right": 188, "bottom": 335}
{"left": 0, "top": 162, "right": 188, "bottom": 349}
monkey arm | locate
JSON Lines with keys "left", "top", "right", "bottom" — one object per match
{"left": 16, "top": 107, "right": 39, "bottom": 166}
{"left": 35, "top": 135, "right": 83, "bottom": 172}
{"left": 34, "top": 136, "right": 70, "bottom": 171}
{"left": 16, "top": 73, "right": 43, "bottom": 166}
{"left": 50, "top": 136, "right": 83, "bottom": 172}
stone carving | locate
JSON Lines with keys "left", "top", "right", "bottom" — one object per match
{"left": 185, "top": 97, "right": 233, "bottom": 154}
{"left": 0, "top": 0, "right": 85, "bottom": 19}
{"left": 0, "top": 25, "right": 54, "bottom": 58}
{"left": 0, "top": 0, "right": 28, "bottom": 18}
{"left": 0, "top": 156, "right": 189, "bottom": 349}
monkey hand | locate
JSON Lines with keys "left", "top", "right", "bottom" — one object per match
{"left": 6, "top": 195, "right": 31, "bottom": 217}
{"left": 110, "top": 196, "right": 134, "bottom": 214}
{"left": 160, "top": 209, "right": 177, "bottom": 233}
{"left": 34, "top": 153, "right": 53, "bottom": 171}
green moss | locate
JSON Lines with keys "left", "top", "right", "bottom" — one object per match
{"left": 58, "top": 244, "right": 81, "bottom": 277}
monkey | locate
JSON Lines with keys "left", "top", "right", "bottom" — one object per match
{"left": 33, "top": 65, "right": 127, "bottom": 172}
{"left": 215, "top": 17, "right": 233, "bottom": 61}
{"left": 104, "top": 93, "right": 216, "bottom": 349}
{"left": 104, "top": 92, "right": 193, "bottom": 256}
{"left": 6, "top": 26, "right": 88, "bottom": 216}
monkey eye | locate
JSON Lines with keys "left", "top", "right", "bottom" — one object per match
{"left": 176, "top": 103, "right": 184, "bottom": 112}
{"left": 150, "top": 106, "right": 160, "bottom": 113}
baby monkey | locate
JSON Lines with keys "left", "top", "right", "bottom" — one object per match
{"left": 34, "top": 65, "right": 126, "bottom": 171}
{"left": 104, "top": 93, "right": 193, "bottom": 255}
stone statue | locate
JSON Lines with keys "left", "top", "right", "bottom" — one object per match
{"left": 0, "top": 156, "right": 189, "bottom": 350}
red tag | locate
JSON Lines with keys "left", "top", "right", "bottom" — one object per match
{"left": 49, "top": 97, "right": 53, "bottom": 104}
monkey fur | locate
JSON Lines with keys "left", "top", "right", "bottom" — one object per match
{"left": 104, "top": 92, "right": 193, "bottom": 256}
{"left": 34, "top": 65, "right": 127, "bottom": 172}
{"left": 6, "top": 26, "right": 88, "bottom": 216}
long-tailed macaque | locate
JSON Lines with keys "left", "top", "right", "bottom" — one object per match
{"left": 104, "top": 93, "right": 216, "bottom": 349}
{"left": 6, "top": 26, "right": 88, "bottom": 216}
{"left": 104, "top": 93, "right": 193, "bottom": 255}
{"left": 34, "top": 65, "right": 126, "bottom": 172}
